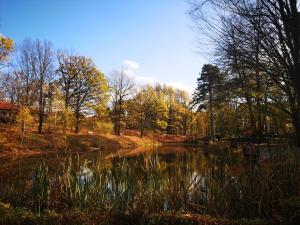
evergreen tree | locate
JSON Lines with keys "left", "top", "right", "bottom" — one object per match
{"left": 192, "top": 64, "right": 225, "bottom": 141}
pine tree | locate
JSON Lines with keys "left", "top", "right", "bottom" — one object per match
{"left": 192, "top": 64, "right": 225, "bottom": 141}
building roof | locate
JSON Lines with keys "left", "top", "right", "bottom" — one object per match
{"left": 0, "top": 101, "right": 19, "bottom": 111}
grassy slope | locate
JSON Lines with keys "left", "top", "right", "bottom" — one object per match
{"left": 0, "top": 127, "right": 164, "bottom": 158}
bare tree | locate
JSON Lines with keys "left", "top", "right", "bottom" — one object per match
{"left": 110, "top": 69, "right": 135, "bottom": 136}
{"left": 0, "top": 71, "right": 19, "bottom": 102}
{"left": 14, "top": 40, "right": 38, "bottom": 107}
{"left": 57, "top": 51, "right": 78, "bottom": 134}
{"left": 190, "top": 0, "right": 300, "bottom": 144}
{"left": 14, "top": 39, "right": 54, "bottom": 133}
{"left": 35, "top": 40, "right": 54, "bottom": 133}
{"left": 217, "top": 14, "right": 268, "bottom": 137}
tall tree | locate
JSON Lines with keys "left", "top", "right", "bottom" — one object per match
{"left": 35, "top": 40, "right": 54, "bottom": 133}
{"left": 14, "top": 39, "right": 54, "bottom": 133}
{"left": 190, "top": 0, "right": 300, "bottom": 145}
{"left": 57, "top": 51, "right": 79, "bottom": 134}
{"left": 192, "top": 64, "right": 225, "bottom": 141}
{"left": 58, "top": 53, "right": 108, "bottom": 133}
{"left": 218, "top": 17, "right": 269, "bottom": 136}
{"left": 127, "top": 86, "right": 168, "bottom": 137}
{"left": 13, "top": 41, "right": 38, "bottom": 107}
{"left": 110, "top": 70, "right": 135, "bottom": 136}
{"left": 174, "top": 89, "right": 191, "bottom": 135}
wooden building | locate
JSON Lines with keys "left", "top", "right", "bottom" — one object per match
{"left": 0, "top": 101, "right": 19, "bottom": 123}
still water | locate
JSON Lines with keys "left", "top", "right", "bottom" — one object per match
{"left": 0, "top": 143, "right": 271, "bottom": 213}
{"left": 0, "top": 144, "right": 241, "bottom": 184}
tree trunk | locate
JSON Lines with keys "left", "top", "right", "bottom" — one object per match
{"left": 245, "top": 95, "right": 256, "bottom": 135}
{"left": 256, "top": 94, "right": 263, "bottom": 137}
{"left": 63, "top": 97, "right": 68, "bottom": 135}
{"left": 114, "top": 114, "right": 121, "bottom": 136}
{"left": 117, "top": 100, "right": 122, "bottom": 136}
{"left": 294, "top": 124, "right": 300, "bottom": 147}
{"left": 234, "top": 100, "right": 239, "bottom": 137}
{"left": 75, "top": 111, "right": 80, "bottom": 134}
{"left": 255, "top": 13, "right": 263, "bottom": 139}
{"left": 113, "top": 105, "right": 118, "bottom": 135}
{"left": 263, "top": 94, "right": 268, "bottom": 134}
{"left": 209, "top": 89, "right": 215, "bottom": 141}
{"left": 38, "top": 107, "right": 44, "bottom": 134}
{"left": 63, "top": 108, "right": 67, "bottom": 135}
{"left": 183, "top": 119, "right": 187, "bottom": 136}
{"left": 38, "top": 86, "right": 44, "bottom": 134}
{"left": 292, "top": 110, "right": 300, "bottom": 147}
{"left": 140, "top": 126, "right": 144, "bottom": 138}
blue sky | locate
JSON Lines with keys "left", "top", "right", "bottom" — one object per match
{"left": 0, "top": 0, "right": 207, "bottom": 93}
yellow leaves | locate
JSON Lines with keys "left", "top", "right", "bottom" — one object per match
{"left": 156, "top": 119, "right": 168, "bottom": 130}
{"left": 91, "top": 103, "right": 109, "bottom": 118}
{"left": 16, "top": 107, "right": 34, "bottom": 132}
{"left": 95, "top": 121, "right": 113, "bottom": 133}
{"left": 0, "top": 35, "right": 14, "bottom": 62}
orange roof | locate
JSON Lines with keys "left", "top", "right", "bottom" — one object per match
{"left": 0, "top": 102, "right": 19, "bottom": 111}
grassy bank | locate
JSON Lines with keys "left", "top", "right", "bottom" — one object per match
{"left": 0, "top": 127, "right": 163, "bottom": 158}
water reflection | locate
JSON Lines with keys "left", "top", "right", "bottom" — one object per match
{"left": 0, "top": 144, "right": 239, "bottom": 186}
{"left": 79, "top": 166, "right": 93, "bottom": 187}
{"left": 0, "top": 143, "right": 294, "bottom": 218}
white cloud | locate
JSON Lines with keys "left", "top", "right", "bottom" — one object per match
{"left": 121, "top": 60, "right": 140, "bottom": 79}
{"left": 166, "top": 81, "right": 194, "bottom": 94}
{"left": 135, "top": 75, "right": 158, "bottom": 86}
{"left": 123, "top": 68, "right": 135, "bottom": 78}
{"left": 135, "top": 75, "right": 194, "bottom": 95}
{"left": 123, "top": 60, "right": 140, "bottom": 70}
{"left": 120, "top": 59, "right": 194, "bottom": 95}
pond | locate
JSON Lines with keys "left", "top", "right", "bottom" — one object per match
{"left": 0, "top": 144, "right": 240, "bottom": 185}
{"left": 0, "top": 143, "right": 292, "bottom": 219}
